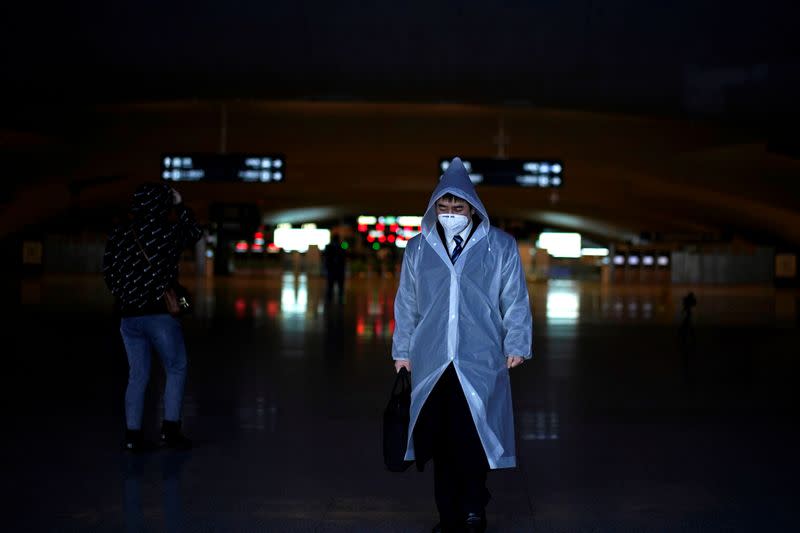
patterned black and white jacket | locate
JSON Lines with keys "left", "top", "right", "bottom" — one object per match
{"left": 103, "top": 183, "right": 203, "bottom": 317}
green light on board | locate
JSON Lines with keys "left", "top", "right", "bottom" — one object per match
{"left": 372, "top": 243, "right": 380, "bottom": 251}
{"left": 341, "top": 241, "right": 349, "bottom": 250}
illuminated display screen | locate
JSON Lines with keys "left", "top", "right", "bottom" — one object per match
{"left": 537, "top": 232, "right": 582, "bottom": 258}
{"left": 358, "top": 215, "right": 421, "bottom": 249}
{"left": 439, "top": 158, "right": 563, "bottom": 187}
{"left": 161, "top": 154, "right": 286, "bottom": 183}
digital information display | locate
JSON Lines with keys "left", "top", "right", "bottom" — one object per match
{"left": 161, "top": 154, "right": 286, "bottom": 183}
{"left": 439, "top": 158, "right": 563, "bottom": 188}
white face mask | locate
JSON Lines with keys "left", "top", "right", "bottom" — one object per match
{"left": 438, "top": 214, "right": 470, "bottom": 237}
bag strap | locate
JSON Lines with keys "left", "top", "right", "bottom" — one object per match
{"left": 131, "top": 227, "right": 153, "bottom": 268}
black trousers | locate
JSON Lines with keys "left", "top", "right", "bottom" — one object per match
{"left": 414, "top": 364, "right": 490, "bottom": 523}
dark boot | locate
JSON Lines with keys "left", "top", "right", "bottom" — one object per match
{"left": 160, "top": 420, "right": 192, "bottom": 451}
{"left": 124, "top": 429, "right": 156, "bottom": 453}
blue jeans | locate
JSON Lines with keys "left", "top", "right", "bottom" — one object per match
{"left": 120, "top": 314, "right": 188, "bottom": 430}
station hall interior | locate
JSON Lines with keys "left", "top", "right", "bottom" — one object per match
{"left": 2, "top": 1, "right": 800, "bottom": 531}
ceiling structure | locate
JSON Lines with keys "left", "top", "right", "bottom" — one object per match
{"left": 2, "top": 100, "right": 799, "bottom": 246}
{"left": 1, "top": 2, "right": 798, "bottom": 245}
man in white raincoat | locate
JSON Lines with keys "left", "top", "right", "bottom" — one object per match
{"left": 392, "top": 157, "right": 533, "bottom": 533}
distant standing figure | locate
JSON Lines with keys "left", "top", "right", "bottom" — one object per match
{"left": 103, "top": 183, "right": 203, "bottom": 452}
{"left": 325, "top": 235, "right": 347, "bottom": 303}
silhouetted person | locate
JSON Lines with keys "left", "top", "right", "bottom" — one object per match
{"left": 324, "top": 235, "right": 347, "bottom": 303}
{"left": 392, "top": 158, "right": 533, "bottom": 533}
{"left": 103, "top": 183, "right": 203, "bottom": 452}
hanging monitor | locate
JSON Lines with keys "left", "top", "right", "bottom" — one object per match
{"left": 161, "top": 154, "right": 286, "bottom": 183}
{"left": 439, "top": 158, "right": 563, "bottom": 187}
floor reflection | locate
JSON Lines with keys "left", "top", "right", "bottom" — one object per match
{"left": 124, "top": 452, "right": 191, "bottom": 533}
{"left": 7, "top": 273, "right": 800, "bottom": 531}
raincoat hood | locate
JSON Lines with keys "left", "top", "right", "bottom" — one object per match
{"left": 131, "top": 182, "right": 173, "bottom": 220}
{"left": 422, "top": 157, "right": 490, "bottom": 239}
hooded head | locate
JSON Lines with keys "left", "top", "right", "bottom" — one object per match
{"left": 131, "top": 183, "right": 173, "bottom": 220}
{"left": 422, "top": 157, "right": 489, "bottom": 237}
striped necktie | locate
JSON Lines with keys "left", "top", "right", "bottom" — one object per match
{"left": 450, "top": 235, "right": 464, "bottom": 264}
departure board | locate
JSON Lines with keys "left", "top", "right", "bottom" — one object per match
{"left": 439, "top": 158, "right": 563, "bottom": 187}
{"left": 161, "top": 154, "right": 286, "bottom": 183}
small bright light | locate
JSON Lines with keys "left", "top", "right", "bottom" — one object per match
{"left": 273, "top": 159, "right": 283, "bottom": 168}
{"left": 642, "top": 256, "right": 655, "bottom": 266}
{"left": 173, "top": 159, "right": 183, "bottom": 168}
{"left": 378, "top": 217, "right": 385, "bottom": 224}
{"left": 164, "top": 157, "right": 172, "bottom": 168}
{"left": 538, "top": 176, "right": 549, "bottom": 187}
{"left": 274, "top": 227, "right": 330, "bottom": 253}
{"left": 552, "top": 177, "right": 562, "bottom": 186}
{"left": 658, "top": 256, "right": 670, "bottom": 266}
{"left": 261, "top": 158, "right": 272, "bottom": 168}
{"left": 441, "top": 161, "right": 450, "bottom": 171}
{"left": 162, "top": 171, "right": 171, "bottom": 179}
{"left": 552, "top": 164, "right": 562, "bottom": 174}
{"left": 613, "top": 255, "right": 626, "bottom": 265}
{"left": 277, "top": 223, "right": 292, "bottom": 229}
{"left": 261, "top": 171, "right": 271, "bottom": 182}
{"left": 523, "top": 162, "right": 539, "bottom": 172}
{"left": 358, "top": 216, "right": 377, "bottom": 225}
{"left": 628, "top": 256, "right": 640, "bottom": 266}
{"left": 397, "top": 216, "right": 422, "bottom": 226}
{"left": 538, "top": 232, "right": 582, "bottom": 258}
{"left": 273, "top": 172, "right": 283, "bottom": 181}
{"left": 301, "top": 223, "right": 317, "bottom": 229}
{"left": 468, "top": 173, "right": 484, "bottom": 184}
{"left": 581, "top": 248, "right": 609, "bottom": 257}
{"left": 372, "top": 243, "right": 380, "bottom": 250}
{"left": 182, "top": 158, "right": 192, "bottom": 167}
{"left": 540, "top": 164, "right": 551, "bottom": 173}
{"left": 396, "top": 239, "right": 409, "bottom": 249}
{"left": 205, "top": 250, "right": 214, "bottom": 258}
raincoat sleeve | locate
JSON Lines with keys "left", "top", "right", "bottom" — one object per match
{"left": 499, "top": 237, "right": 533, "bottom": 359}
{"left": 391, "top": 240, "right": 419, "bottom": 361}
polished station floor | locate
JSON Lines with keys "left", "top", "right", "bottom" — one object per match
{"left": 5, "top": 274, "right": 799, "bottom": 532}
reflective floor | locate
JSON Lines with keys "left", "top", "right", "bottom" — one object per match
{"left": 4, "top": 274, "right": 800, "bottom": 532}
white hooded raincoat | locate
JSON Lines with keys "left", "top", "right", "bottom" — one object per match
{"left": 392, "top": 157, "right": 533, "bottom": 469}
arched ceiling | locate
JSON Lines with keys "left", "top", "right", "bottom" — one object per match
{"left": 2, "top": 101, "right": 799, "bottom": 246}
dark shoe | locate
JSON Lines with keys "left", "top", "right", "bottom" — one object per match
{"left": 160, "top": 420, "right": 192, "bottom": 451}
{"left": 464, "top": 511, "right": 487, "bottom": 533}
{"left": 123, "top": 429, "right": 156, "bottom": 453}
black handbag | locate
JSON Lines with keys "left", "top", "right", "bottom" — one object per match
{"left": 383, "top": 367, "right": 414, "bottom": 472}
